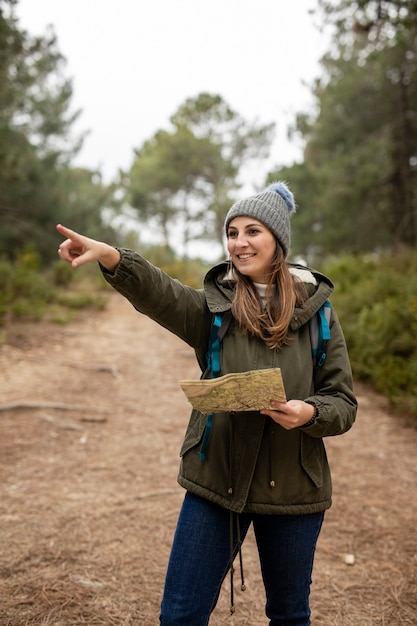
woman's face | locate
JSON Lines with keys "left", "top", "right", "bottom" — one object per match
{"left": 226, "top": 216, "right": 277, "bottom": 284}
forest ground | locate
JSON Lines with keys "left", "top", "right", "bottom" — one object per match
{"left": 1, "top": 292, "right": 416, "bottom": 625}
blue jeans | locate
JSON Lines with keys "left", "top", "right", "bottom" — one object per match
{"left": 159, "top": 492, "right": 324, "bottom": 626}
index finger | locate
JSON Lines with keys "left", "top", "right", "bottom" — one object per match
{"left": 56, "top": 224, "right": 82, "bottom": 241}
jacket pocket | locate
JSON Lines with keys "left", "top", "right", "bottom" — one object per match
{"left": 300, "top": 434, "right": 325, "bottom": 488}
{"left": 179, "top": 409, "right": 207, "bottom": 457}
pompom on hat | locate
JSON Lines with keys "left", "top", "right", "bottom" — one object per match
{"left": 224, "top": 181, "right": 296, "bottom": 257}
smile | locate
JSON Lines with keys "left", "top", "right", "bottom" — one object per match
{"left": 237, "top": 254, "right": 256, "bottom": 259}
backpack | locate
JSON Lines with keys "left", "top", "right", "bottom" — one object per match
{"left": 199, "top": 302, "right": 332, "bottom": 460}
{"left": 207, "top": 301, "right": 331, "bottom": 375}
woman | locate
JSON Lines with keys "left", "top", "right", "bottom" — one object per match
{"left": 57, "top": 182, "right": 357, "bottom": 626}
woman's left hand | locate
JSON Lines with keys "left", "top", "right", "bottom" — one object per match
{"left": 260, "top": 400, "right": 315, "bottom": 430}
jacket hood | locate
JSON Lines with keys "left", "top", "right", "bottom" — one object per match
{"left": 289, "top": 264, "right": 334, "bottom": 330}
{"left": 203, "top": 261, "right": 234, "bottom": 313}
{"left": 203, "top": 261, "right": 334, "bottom": 328}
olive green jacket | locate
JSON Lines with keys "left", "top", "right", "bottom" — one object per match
{"left": 103, "top": 249, "right": 357, "bottom": 515}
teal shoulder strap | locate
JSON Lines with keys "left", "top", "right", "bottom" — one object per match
{"left": 310, "top": 301, "right": 331, "bottom": 368}
{"left": 199, "top": 311, "right": 232, "bottom": 460}
{"left": 205, "top": 313, "right": 223, "bottom": 378}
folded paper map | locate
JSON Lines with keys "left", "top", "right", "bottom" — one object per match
{"left": 179, "top": 368, "right": 286, "bottom": 415}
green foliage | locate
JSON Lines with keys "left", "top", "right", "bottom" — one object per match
{"left": 56, "top": 292, "right": 107, "bottom": 311}
{"left": 0, "top": 251, "right": 108, "bottom": 330}
{"left": 50, "top": 259, "right": 74, "bottom": 286}
{"left": 270, "top": 0, "right": 417, "bottom": 262}
{"left": 56, "top": 167, "right": 117, "bottom": 244}
{"left": 159, "top": 259, "right": 207, "bottom": 289}
{"left": 322, "top": 251, "right": 417, "bottom": 416}
{"left": 14, "top": 243, "right": 42, "bottom": 271}
{"left": 136, "top": 242, "right": 208, "bottom": 288}
{"left": 0, "top": 254, "right": 54, "bottom": 322}
{"left": 127, "top": 93, "right": 275, "bottom": 254}
{"left": 129, "top": 126, "right": 224, "bottom": 249}
{"left": 0, "top": 3, "right": 78, "bottom": 257}
{"left": 0, "top": 4, "right": 119, "bottom": 266}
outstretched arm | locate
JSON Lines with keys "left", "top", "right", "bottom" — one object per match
{"left": 56, "top": 224, "right": 121, "bottom": 272}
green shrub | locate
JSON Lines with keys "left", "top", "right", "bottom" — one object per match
{"left": 0, "top": 257, "right": 53, "bottom": 322}
{"left": 50, "top": 260, "right": 75, "bottom": 286}
{"left": 138, "top": 243, "right": 209, "bottom": 288}
{"left": 15, "top": 244, "right": 42, "bottom": 271}
{"left": 160, "top": 259, "right": 208, "bottom": 289}
{"left": 322, "top": 250, "right": 417, "bottom": 419}
{"left": 0, "top": 254, "right": 108, "bottom": 329}
{"left": 56, "top": 292, "right": 107, "bottom": 310}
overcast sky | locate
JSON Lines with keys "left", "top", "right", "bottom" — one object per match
{"left": 16, "top": 0, "right": 330, "bottom": 186}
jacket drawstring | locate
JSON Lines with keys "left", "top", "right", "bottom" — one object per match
{"left": 236, "top": 514, "right": 246, "bottom": 593}
{"left": 229, "top": 511, "right": 246, "bottom": 615}
{"left": 229, "top": 511, "right": 235, "bottom": 614}
{"left": 269, "top": 420, "right": 276, "bottom": 489}
{"left": 227, "top": 412, "right": 235, "bottom": 496}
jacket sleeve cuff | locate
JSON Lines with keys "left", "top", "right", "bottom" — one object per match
{"left": 99, "top": 248, "right": 135, "bottom": 284}
{"left": 303, "top": 400, "right": 319, "bottom": 427}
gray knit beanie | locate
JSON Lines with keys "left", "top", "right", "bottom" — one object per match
{"left": 224, "top": 181, "right": 296, "bottom": 257}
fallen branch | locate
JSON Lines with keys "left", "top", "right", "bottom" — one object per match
{"left": 39, "top": 412, "right": 84, "bottom": 431}
{"left": 80, "top": 415, "right": 108, "bottom": 423}
{"left": 24, "top": 356, "right": 120, "bottom": 377}
{"left": 61, "top": 361, "right": 120, "bottom": 376}
{"left": 0, "top": 401, "right": 111, "bottom": 413}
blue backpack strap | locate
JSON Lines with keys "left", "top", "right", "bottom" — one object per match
{"left": 199, "top": 415, "right": 214, "bottom": 461}
{"left": 310, "top": 301, "right": 331, "bottom": 369}
{"left": 205, "top": 313, "right": 223, "bottom": 378}
{"left": 200, "top": 312, "right": 231, "bottom": 461}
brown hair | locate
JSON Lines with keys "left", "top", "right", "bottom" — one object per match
{"left": 231, "top": 245, "right": 308, "bottom": 349}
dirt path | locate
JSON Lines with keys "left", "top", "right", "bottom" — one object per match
{"left": 1, "top": 293, "right": 416, "bottom": 625}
